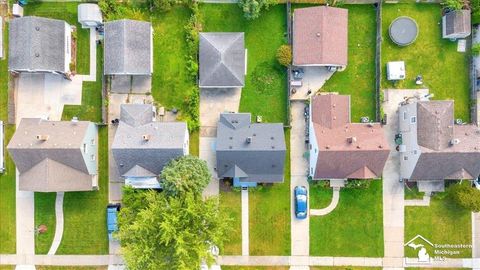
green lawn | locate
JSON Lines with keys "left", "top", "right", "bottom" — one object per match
{"left": 404, "top": 184, "right": 425, "bottom": 200}
{"left": 189, "top": 131, "right": 199, "bottom": 157}
{"left": 382, "top": 4, "right": 470, "bottom": 121}
{"left": 318, "top": 4, "right": 377, "bottom": 122}
{"left": 35, "top": 267, "right": 107, "bottom": 270}
{"left": 309, "top": 182, "right": 334, "bottom": 209}
{"left": 24, "top": 2, "right": 90, "bottom": 75}
{"left": 249, "top": 130, "right": 290, "bottom": 255}
{"left": 310, "top": 180, "right": 383, "bottom": 257}
{"left": 56, "top": 126, "right": 109, "bottom": 254}
{"left": 34, "top": 192, "right": 56, "bottom": 254}
{"left": 200, "top": 4, "right": 288, "bottom": 124}
{"left": 151, "top": 7, "right": 194, "bottom": 110}
{"left": 222, "top": 267, "right": 289, "bottom": 270}
{"left": 312, "top": 268, "right": 382, "bottom": 270}
{"left": 405, "top": 192, "right": 471, "bottom": 258}
{"left": 0, "top": 125, "right": 16, "bottom": 254}
{"left": 220, "top": 189, "right": 242, "bottom": 255}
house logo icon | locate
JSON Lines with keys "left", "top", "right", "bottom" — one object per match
{"left": 405, "top": 235, "right": 434, "bottom": 263}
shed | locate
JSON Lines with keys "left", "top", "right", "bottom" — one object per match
{"left": 442, "top": 10, "right": 471, "bottom": 39}
{"left": 387, "top": 61, "right": 405, "bottom": 81}
{"left": 78, "top": 4, "right": 103, "bottom": 28}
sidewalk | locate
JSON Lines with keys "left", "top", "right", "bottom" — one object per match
{"left": 241, "top": 189, "right": 249, "bottom": 256}
{"left": 15, "top": 170, "right": 34, "bottom": 256}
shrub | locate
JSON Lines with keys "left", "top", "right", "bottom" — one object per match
{"left": 184, "top": 87, "right": 200, "bottom": 132}
{"left": 443, "top": 0, "right": 464, "bottom": 10}
{"left": 238, "top": 0, "right": 276, "bottom": 20}
{"left": 160, "top": 155, "right": 211, "bottom": 196}
{"left": 345, "top": 179, "right": 371, "bottom": 189}
{"left": 276, "top": 45, "right": 292, "bottom": 67}
{"left": 448, "top": 183, "right": 480, "bottom": 212}
{"left": 473, "top": 43, "right": 480, "bottom": 56}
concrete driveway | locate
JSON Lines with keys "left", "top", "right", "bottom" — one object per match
{"left": 290, "top": 101, "right": 310, "bottom": 256}
{"left": 381, "top": 89, "right": 428, "bottom": 268}
{"left": 290, "top": 67, "right": 334, "bottom": 101}
{"left": 199, "top": 88, "right": 241, "bottom": 136}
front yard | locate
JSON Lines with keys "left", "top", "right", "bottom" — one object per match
{"left": 310, "top": 180, "right": 384, "bottom": 257}
{"left": 405, "top": 192, "right": 472, "bottom": 258}
{"left": 0, "top": 125, "right": 16, "bottom": 254}
{"left": 381, "top": 4, "right": 470, "bottom": 121}
{"left": 200, "top": 4, "right": 288, "bottom": 124}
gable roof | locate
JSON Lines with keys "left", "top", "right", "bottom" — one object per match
{"left": 417, "top": 101, "right": 454, "bottom": 151}
{"left": 444, "top": 10, "right": 471, "bottom": 36}
{"left": 216, "top": 113, "right": 286, "bottom": 183}
{"left": 9, "top": 16, "right": 68, "bottom": 73}
{"left": 199, "top": 32, "right": 245, "bottom": 88}
{"left": 104, "top": 19, "right": 152, "bottom": 75}
{"left": 310, "top": 94, "right": 390, "bottom": 179}
{"left": 112, "top": 104, "right": 187, "bottom": 177}
{"left": 293, "top": 6, "right": 348, "bottom": 66}
{"left": 7, "top": 118, "right": 97, "bottom": 192}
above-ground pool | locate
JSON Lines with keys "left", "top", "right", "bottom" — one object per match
{"left": 389, "top": 16, "right": 418, "bottom": 46}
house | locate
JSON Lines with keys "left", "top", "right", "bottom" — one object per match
{"left": 112, "top": 104, "right": 189, "bottom": 189}
{"left": 7, "top": 118, "right": 98, "bottom": 192}
{"left": 104, "top": 19, "right": 153, "bottom": 93}
{"left": 398, "top": 100, "right": 480, "bottom": 190}
{"left": 9, "top": 16, "right": 72, "bottom": 76}
{"left": 293, "top": 6, "right": 348, "bottom": 69}
{"left": 442, "top": 10, "right": 471, "bottom": 40}
{"left": 199, "top": 32, "right": 246, "bottom": 88}
{"left": 216, "top": 113, "right": 286, "bottom": 187}
{"left": 309, "top": 94, "right": 390, "bottom": 180}
{"left": 78, "top": 4, "right": 103, "bottom": 28}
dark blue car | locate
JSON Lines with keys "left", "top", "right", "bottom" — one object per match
{"left": 294, "top": 186, "right": 308, "bottom": 219}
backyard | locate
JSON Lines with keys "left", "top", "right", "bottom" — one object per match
{"left": 405, "top": 191, "right": 472, "bottom": 258}
{"left": 382, "top": 4, "right": 470, "bottom": 121}
{"left": 24, "top": 2, "right": 90, "bottom": 75}
{"left": 200, "top": 4, "right": 288, "bottom": 124}
{"left": 310, "top": 180, "right": 384, "bottom": 257}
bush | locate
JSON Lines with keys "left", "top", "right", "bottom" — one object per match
{"left": 160, "top": 155, "right": 211, "bottom": 196}
{"left": 448, "top": 183, "right": 480, "bottom": 212}
{"left": 443, "top": 0, "right": 464, "bottom": 10}
{"left": 473, "top": 43, "right": 480, "bottom": 56}
{"left": 184, "top": 87, "right": 200, "bottom": 132}
{"left": 276, "top": 45, "right": 292, "bottom": 67}
{"left": 345, "top": 179, "right": 371, "bottom": 189}
{"left": 238, "top": 0, "right": 276, "bottom": 20}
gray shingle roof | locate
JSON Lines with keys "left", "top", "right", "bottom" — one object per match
{"left": 104, "top": 19, "right": 152, "bottom": 75}
{"left": 9, "top": 16, "right": 68, "bottom": 73}
{"left": 216, "top": 113, "right": 286, "bottom": 183}
{"left": 112, "top": 104, "right": 187, "bottom": 177}
{"left": 199, "top": 33, "right": 245, "bottom": 88}
{"left": 444, "top": 10, "right": 471, "bottom": 37}
{"left": 7, "top": 118, "right": 97, "bottom": 192}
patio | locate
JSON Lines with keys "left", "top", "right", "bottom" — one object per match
{"left": 289, "top": 67, "right": 334, "bottom": 101}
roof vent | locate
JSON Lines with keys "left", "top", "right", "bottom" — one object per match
{"left": 36, "top": 135, "right": 49, "bottom": 141}
{"left": 142, "top": 134, "right": 151, "bottom": 141}
{"left": 71, "top": 117, "right": 78, "bottom": 123}
{"left": 35, "top": 26, "right": 40, "bottom": 31}
{"left": 450, "top": 138, "right": 460, "bottom": 146}
{"left": 347, "top": 136, "right": 357, "bottom": 144}
{"left": 325, "top": 145, "right": 330, "bottom": 149}
{"left": 35, "top": 53, "right": 40, "bottom": 58}
{"left": 356, "top": 145, "right": 361, "bottom": 149}
{"left": 246, "top": 137, "right": 252, "bottom": 144}
{"left": 316, "top": 32, "right": 321, "bottom": 37}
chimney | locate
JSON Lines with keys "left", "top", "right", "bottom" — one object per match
{"left": 347, "top": 136, "right": 357, "bottom": 144}
{"left": 246, "top": 137, "right": 252, "bottom": 144}
{"left": 142, "top": 134, "right": 151, "bottom": 141}
{"left": 36, "top": 135, "right": 49, "bottom": 141}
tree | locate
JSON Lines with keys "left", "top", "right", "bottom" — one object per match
{"left": 448, "top": 183, "right": 480, "bottom": 212}
{"left": 160, "top": 155, "right": 211, "bottom": 196}
{"left": 473, "top": 43, "right": 480, "bottom": 56}
{"left": 117, "top": 188, "right": 232, "bottom": 270}
{"left": 276, "top": 45, "right": 292, "bottom": 67}
{"left": 443, "top": 0, "right": 464, "bottom": 10}
{"left": 238, "top": 0, "right": 276, "bottom": 20}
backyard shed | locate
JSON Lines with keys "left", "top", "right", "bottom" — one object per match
{"left": 442, "top": 10, "right": 471, "bottom": 39}
{"left": 387, "top": 61, "right": 405, "bottom": 81}
{"left": 78, "top": 4, "right": 103, "bottom": 28}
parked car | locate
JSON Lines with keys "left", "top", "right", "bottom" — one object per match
{"left": 107, "top": 203, "right": 121, "bottom": 240}
{"left": 294, "top": 186, "right": 308, "bottom": 219}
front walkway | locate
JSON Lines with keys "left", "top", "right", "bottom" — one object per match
{"left": 290, "top": 101, "right": 309, "bottom": 257}
{"left": 47, "top": 192, "right": 64, "bottom": 255}
{"left": 404, "top": 193, "right": 431, "bottom": 207}
{"left": 310, "top": 187, "right": 340, "bottom": 216}
{"left": 241, "top": 189, "right": 249, "bottom": 256}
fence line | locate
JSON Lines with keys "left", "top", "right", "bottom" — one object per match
{"left": 375, "top": 0, "right": 382, "bottom": 122}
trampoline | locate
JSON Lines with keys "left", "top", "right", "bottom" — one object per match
{"left": 389, "top": 16, "right": 418, "bottom": 46}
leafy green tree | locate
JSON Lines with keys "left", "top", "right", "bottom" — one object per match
{"left": 448, "top": 183, "right": 480, "bottom": 212}
{"left": 276, "top": 45, "right": 292, "bottom": 67}
{"left": 117, "top": 188, "right": 232, "bottom": 270}
{"left": 443, "top": 0, "right": 464, "bottom": 10}
{"left": 473, "top": 43, "right": 480, "bottom": 56}
{"left": 160, "top": 155, "right": 211, "bottom": 196}
{"left": 238, "top": 0, "right": 276, "bottom": 20}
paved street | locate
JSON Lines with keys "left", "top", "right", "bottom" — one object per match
{"left": 290, "top": 101, "right": 310, "bottom": 257}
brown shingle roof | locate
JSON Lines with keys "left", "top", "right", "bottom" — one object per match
{"left": 417, "top": 101, "right": 453, "bottom": 151}
{"left": 293, "top": 6, "right": 348, "bottom": 66}
{"left": 311, "top": 94, "right": 389, "bottom": 179}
